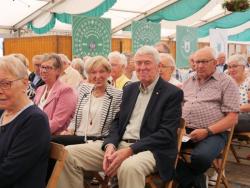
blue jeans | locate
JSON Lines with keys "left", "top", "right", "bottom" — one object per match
{"left": 176, "top": 130, "right": 228, "bottom": 188}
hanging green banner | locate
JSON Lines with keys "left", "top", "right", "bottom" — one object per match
{"left": 132, "top": 21, "right": 161, "bottom": 53}
{"left": 72, "top": 16, "right": 111, "bottom": 57}
{"left": 176, "top": 26, "right": 197, "bottom": 68}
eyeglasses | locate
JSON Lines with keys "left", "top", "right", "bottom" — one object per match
{"left": 228, "top": 64, "right": 242, "bottom": 69}
{"left": 40, "top": 65, "right": 54, "bottom": 72}
{"left": 194, "top": 59, "right": 215, "bottom": 64}
{"left": 0, "top": 78, "right": 23, "bottom": 90}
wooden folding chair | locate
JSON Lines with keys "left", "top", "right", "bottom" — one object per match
{"left": 47, "top": 142, "right": 68, "bottom": 188}
{"left": 230, "top": 131, "right": 250, "bottom": 163}
{"left": 145, "top": 118, "right": 186, "bottom": 188}
{"left": 181, "top": 126, "right": 235, "bottom": 188}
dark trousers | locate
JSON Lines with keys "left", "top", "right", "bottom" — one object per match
{"left": 51, "top": 135, "right": 86, "bottom": 146}
{"left": 234, "top": 113, "right": 250, "bottom": 132}
{"left": 176, "top": 129, "right": 228, "bottom": 188}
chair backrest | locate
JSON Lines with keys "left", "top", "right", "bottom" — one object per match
{"left": 47, "top": 142, "right": 67, "bottom": 188}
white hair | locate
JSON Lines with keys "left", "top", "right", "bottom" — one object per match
{"left": 228, "top": 54, "right": 247, "bottom": 66}
{"left": 108, "top": 51, "right": 127, "bottom": 66}
{"left": 58, "top": 54, "right": 71, "bottom": 65}
{"left": 159, "top": 53, "right": 176, "bottom": 67}
{"left": 0, "top": 55, "right": 28, "bottom": 78}
{"left": 135, "top": 45, "right": 160, "bottom": 64}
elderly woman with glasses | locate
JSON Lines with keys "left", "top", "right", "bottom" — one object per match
{"left": 159, "top": 53, "right": 182, "bottom": 87}
{"left": 0, "top": 55, "right": 50, "bottom": 188}
{"left": 228, "top": 54, "right": 250, "bottom": 132}
{"left": 51, "top": 56, "right": 122, "bottom": 145}
{"left": 34, "top": 53, "right": 77, "bottom": 135}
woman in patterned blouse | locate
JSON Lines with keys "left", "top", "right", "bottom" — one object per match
{"left": 228, "top": 54, "right": 250, "bottom": 132}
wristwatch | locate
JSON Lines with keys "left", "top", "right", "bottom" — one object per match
{"left": 206, "top": 127, "right": 213, "bottom": 137}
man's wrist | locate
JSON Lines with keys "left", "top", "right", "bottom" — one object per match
{"left": 105, "top": 144, "right": 116, "bottom": 151}
{"left": 205, "top": 127, "right": 213, "bottom": 136}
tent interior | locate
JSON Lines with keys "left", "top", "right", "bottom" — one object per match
{"left": 1, "top": 0, "right": 250, "bottom": 60}
{"left": 0, "top": 0, "right": 250, "bottom": 41}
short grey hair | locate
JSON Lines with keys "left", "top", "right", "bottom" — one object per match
{"left": 135, "top": 45, "right": 160, "bottom": 64}
{"left": 32, "top": 54, "right": 44, "bottom": 64}
{"left": 108, "top": 51, "right": 127, "bottom": 66}
{"left": 228, "top": 54, "right": 247, "bottom": 66}
{"left": 13, "top": 53, "right": 29, "bottom": 68}
{"left": 159, "top": 53, "right": 176, "bottom": 67}
{"left": 41, "top": 53, "right": 63, "bottom": 71}
{"left": 154, "top": 42, "right": 170, "bottom": 53}
{"left": 0, "top": 55, "right": 28, "bottom": 78}
{"left": 72, "top": 58, "right": 85, "bottom": 77}
{"left": 84, "top": 56, "right": 111, "bottom": 74}
{"left": 58, "top": 54, "right": 71, "bottom": 65}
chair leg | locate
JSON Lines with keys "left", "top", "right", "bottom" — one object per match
{"left": 230, "top": 145, "right": 241, "bottom": 163}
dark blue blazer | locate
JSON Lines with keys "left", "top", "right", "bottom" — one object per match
{"left": 0, "top": 105, "right": 50, "bottom": 188}
{"left": 103, "top": 77, "right": 183, "bottom": 181}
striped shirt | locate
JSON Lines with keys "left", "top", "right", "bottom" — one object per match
{"left": 182, "top": 71, "right": 240, "bottom": 129}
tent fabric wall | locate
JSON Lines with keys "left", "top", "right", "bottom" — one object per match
{"left": 28, "top": 0, "right": 116, "bottom": 34}
{"left": 146, "top": 0, "right": 209, "bottom": 22}
{"left": 198, "top": 9, "right": 250, "bottom": 38}
{"left": 229, "top": 28, "right": 250, "bottom": 41}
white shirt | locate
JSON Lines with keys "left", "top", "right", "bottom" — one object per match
{"left": 76, "top": 94, "right": 104, "bottom": 137}
{"left": 122, "top": 76, "right": 159, "bottom": 140}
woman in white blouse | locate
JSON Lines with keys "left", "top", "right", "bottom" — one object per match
{"left": 52, "top": 56, "right": 122, "bottom": 145}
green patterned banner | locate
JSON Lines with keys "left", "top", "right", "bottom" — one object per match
{"left": 72, "top": 16, "right": 111, "bottom": 57}
{"left": 176, "top": 26, "right": 198, "bottom": 68}
{"left": 132, "top": 21, "right": 161, "bottom": 53}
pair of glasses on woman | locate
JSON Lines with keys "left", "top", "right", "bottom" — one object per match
{"left": 0, "top": 78, "right": 23, "bottom": 90}
{"left": 40, "top": 65, "right": 54, "bottom": 72}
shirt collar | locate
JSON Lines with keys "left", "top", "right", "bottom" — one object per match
{"left": 192, "top": 71, "right": 220, "bottom": 81}
{"left": 139, "top": 75, "right": 159, "bottom": 94}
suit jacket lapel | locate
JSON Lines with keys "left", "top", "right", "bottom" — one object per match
{"left": 141, "top": 78, "right": 163, "bottom": 126}
{"left": 122, "top": 83, "right": 140, "bottom": 130}
{"left": 44, "top": 80, "right": 61, "bottom": 107}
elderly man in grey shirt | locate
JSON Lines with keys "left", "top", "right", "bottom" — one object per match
{"left": 176, "top": 47, "right": 240, "bottom": 188}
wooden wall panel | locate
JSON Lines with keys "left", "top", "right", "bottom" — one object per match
{"left": 112, "top": 38, "right": 122, "bottom": 52}
{"left": 4, "top": 36, "right": 57, "bottom": 71}
{"left": 121, "top": 38, "right": 132, "bottom": 53}
{"left": 57, "top": 36, "right": 72, "bottom": 60}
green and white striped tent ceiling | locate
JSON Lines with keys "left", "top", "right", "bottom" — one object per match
{"left": 1, "top": 0, "right": 250, "bottom": 42}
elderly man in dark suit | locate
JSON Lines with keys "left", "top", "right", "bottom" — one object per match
{"left": 56, "top": 46, "right": 183, "bottom": 188}
{"left": 29, "top": 54, "right": 45, "bottom": 89}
